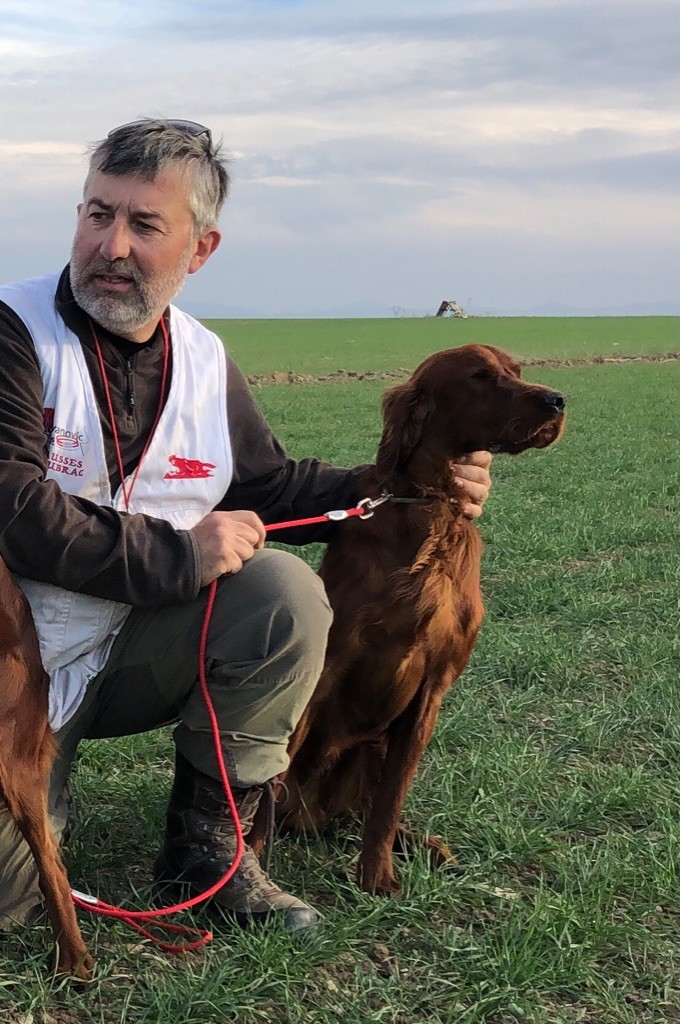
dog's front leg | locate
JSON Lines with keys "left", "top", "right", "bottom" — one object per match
{"left": 7, "top": 779, "right": 93, "bottom": 980}
{"left": 357, "top": 684, "right": 445, "bottom": 896}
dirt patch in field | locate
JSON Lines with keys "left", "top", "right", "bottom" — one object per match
{"left": 246, "top": 352, "right": 679, "bottom": 385}
{"left": 248, "top": 368, "right": 409, "bottom": 385}
{"left": 522, "top": 352, "right": 679, "bottom": 368}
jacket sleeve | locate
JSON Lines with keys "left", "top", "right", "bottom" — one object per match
{"left": 217, "top": 356, "right": 364, "bottom": 544}
{"left": 0, "top": 302, "right": 200, "bottom": 606}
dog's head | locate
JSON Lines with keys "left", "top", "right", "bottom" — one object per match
{"left": 376, "top": 344, "right": 566, "bottom": 481}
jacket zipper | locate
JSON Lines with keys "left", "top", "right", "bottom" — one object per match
{"left": 124, "top": 357, "right": 135, "bottom": 415}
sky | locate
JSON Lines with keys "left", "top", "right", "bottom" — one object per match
{"left": 0, "top": 0, "right": 678, "bottom": 317}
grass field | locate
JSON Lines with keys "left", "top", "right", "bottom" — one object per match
{"left": 1, "top": 323, "right": 678, "bottom": 1024}
{"left": 205, "top": 315, "right": 679, "bottom": 375}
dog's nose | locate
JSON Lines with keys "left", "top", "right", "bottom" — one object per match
{"left": 542, "top": 390, "right": 566, "bottom": 412}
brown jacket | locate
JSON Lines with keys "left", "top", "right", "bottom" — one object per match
{"left": 0, "top": 268, "right": 359, "bottom": 607}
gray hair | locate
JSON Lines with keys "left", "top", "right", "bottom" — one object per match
{"left": 85, "top": 119, "right": 230, "bottom": 235}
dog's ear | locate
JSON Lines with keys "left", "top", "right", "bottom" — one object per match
{"left": 376, "top": 379, "right": 435, "bottom": 480}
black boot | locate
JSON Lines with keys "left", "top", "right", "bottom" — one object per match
{"left": 152, "top": 751, "right": 319, "bottom": 932}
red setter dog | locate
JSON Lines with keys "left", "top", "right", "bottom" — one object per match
{"left": 269, "top": 344, "right": 566, "bottom": 895}
{"left": 0, "top": 559, "right": 92, "bottom": 979}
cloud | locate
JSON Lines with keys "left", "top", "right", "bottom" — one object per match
{"left": 0, "top": 0, "right": 677, "bottom": 313}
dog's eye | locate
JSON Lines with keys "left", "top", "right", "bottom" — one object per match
{"left": 472, "top": 369, "right": 492, "bottom": 380}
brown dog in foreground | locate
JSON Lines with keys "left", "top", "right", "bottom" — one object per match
{"left": 0, "top": 559, "right": 93, "bottom": 979}
{"left": 267, "top": 344, "right": 566, "bottom": 895}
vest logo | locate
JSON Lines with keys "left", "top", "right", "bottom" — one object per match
{"left": 45, "top": 423, "right": 89, "bottom": 478}
{"left": 55, "top": 435, "right": 81, "bottom": 450}
{"left": 164, "top": 454, "right": 216, "bottom": 480}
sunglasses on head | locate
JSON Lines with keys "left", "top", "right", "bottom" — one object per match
{"left": 108, "top": 119, "right": 212, "bottom": 147}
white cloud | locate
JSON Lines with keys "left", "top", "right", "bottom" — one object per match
{"left": 0, "top": 142, "right": 82, "bottom": 157}
{"left": 0, "top": 0, "right": 677, "bottom": 313}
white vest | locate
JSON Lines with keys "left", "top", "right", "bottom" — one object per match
{"left": 0, "top": 273, "right": 233, "bottom": 731}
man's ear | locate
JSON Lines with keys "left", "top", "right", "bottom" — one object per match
{"left": 188, "top": 228, "right": 221, "bottom": 275}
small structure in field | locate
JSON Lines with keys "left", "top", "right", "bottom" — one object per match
{"left": 435, "top": 300, "right": 468, "bottom": 318}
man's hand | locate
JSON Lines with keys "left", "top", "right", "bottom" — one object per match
{"left": 191, "top": 510, "right": 266, "bottom": 586}
{"left": 451, "top": 451, "right": 493, "bottom": 520}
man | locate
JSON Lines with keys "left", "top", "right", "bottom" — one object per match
{"left": 0, "top": 119, "right": 492, "bottom": 933}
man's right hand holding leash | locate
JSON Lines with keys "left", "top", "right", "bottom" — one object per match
{"left": 192, "top": 511, "right": 267, "bottom": 586}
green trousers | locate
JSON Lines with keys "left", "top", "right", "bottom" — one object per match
{"left": 0, "top": 548, "right": 331, "bottom": 928}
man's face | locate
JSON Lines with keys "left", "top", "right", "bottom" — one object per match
{"left": 70, "top": 166, "right": 219, "bottom": 341}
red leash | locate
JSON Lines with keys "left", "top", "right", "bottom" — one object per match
{"left": 71, "top": 579, "right": 241, "bottom": 951}
{"left": 264, "top": 504, "right": 368, "bottom": 533}
{"left": 71, "top": 498, "right": 375, "bottom": 951}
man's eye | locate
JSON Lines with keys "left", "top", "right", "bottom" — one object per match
{"left": 137, "top": 221, "right": 157, "bottom": 232}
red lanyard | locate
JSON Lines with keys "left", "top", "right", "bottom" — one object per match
{"left": 88, "top": 316, "right": 170, "bottom": 511}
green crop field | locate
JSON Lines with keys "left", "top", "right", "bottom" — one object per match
{"left": 205, "top": 315, "right": 679, "bottom": 376}
{"left": 2, "top": 327, "right": 678, "bottom": 1024}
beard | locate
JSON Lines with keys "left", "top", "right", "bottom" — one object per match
{"left": 69, "top": 242, "right": 193, "bottom": 337}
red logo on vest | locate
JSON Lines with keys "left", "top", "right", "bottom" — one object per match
{"left": 164, "top": 454, "right": 217, "bottom": 479}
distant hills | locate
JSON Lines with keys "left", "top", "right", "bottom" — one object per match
{"left": 479, "top": 301, "right": 680, "bottom": 317}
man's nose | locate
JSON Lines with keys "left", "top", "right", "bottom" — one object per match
{"left": 99, "top": 222, "right": 131, "bottom": 262}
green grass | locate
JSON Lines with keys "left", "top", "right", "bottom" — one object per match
{"left": 205, "top": 316, "right": 680, "bottom": 375}
{"left": 1, "top": 355, "right": 678, "bottom": 1023}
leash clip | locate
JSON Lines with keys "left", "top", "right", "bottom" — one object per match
{"left": 357, "top": 493, "right": 392, "bottom": 519}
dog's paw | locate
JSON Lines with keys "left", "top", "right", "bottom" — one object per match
{"left": 393, "top": 825, "right": 457, "bottom": 868}
{"left": 356, "top": 855, "right": 401, "bottom": 896}
{"left": 57, "top": 948, "right": 94, "bottom": 983}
